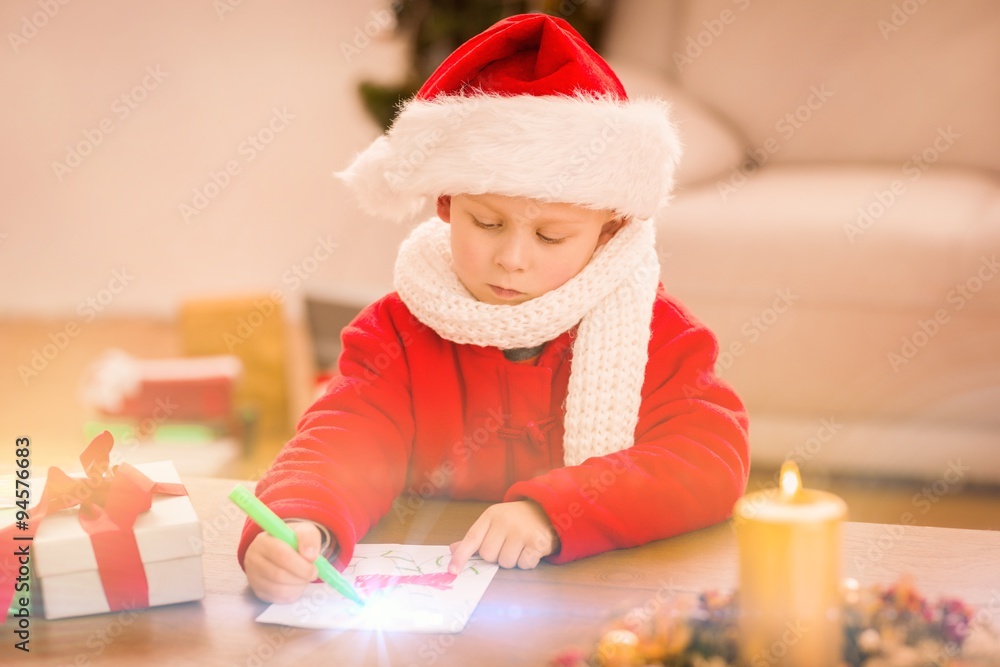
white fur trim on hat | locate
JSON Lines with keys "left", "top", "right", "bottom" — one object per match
{"left": 336, "top": 93, "right": 683, "bottom": 222}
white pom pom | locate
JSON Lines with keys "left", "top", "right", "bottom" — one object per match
{"left": 334, "top": 136, "right": 427, "bottom": 223}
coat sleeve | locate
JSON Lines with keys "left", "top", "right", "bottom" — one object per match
{"left": 236, "top": 295, "right": 416, "bottom": 570}
{"left": 504, "top": 290, "right": 750, "bottom": 563}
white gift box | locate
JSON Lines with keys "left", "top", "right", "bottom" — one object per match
{"left": 32, "top": 461, "right": 205, "bottom": 620}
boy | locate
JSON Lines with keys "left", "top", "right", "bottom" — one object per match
{"left": 239, "top": 13, "right": 749, "bottom": 604}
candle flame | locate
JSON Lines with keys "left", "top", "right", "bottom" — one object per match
{"left": 779, "top": 460, "right": 802, "bottom": 500}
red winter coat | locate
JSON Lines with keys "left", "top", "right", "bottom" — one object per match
{"left": 237, "top": 286, "right": 749, "bottom": 568}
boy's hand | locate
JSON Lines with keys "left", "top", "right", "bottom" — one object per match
{"left": 447, "top": 500, "right": 559, "bottom": 574}
{"left": 244, "top": 521, "right": 327, "bottom": 604}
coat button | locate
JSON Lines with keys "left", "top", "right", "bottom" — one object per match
{"left": 525, "top": 421, "right": 547, "bottom": 448}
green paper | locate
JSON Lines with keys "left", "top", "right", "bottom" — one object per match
{"left": 85, "top": 421, "right": 220, "bottom": 444}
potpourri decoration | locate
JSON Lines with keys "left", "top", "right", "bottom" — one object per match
{"left": 550, "top": 577, "right": 1000, "bottom": 667}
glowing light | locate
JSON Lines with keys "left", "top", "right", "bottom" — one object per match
{"left": 352, "top": 588, "right": 446, "bottom": 630}
{"left": 779, "top": 460, "right": 802, "bottom": 500}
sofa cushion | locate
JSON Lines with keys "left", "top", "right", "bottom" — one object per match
{"left": 652, "top": 0, "right": 1000, "bottom": 174}
{"left": 962, "top": 189, "right": 1000, "bottom": 311}
{"left": 687, "top": 295, "right": 1000, "bottom": 427}
{"left": 659, "top": 165, "right": 1000, "bottom": 436}
{"left": 748, "top": 412, "right": 1000, "bottom": 484}
{"left": 608, "top": 60, "right": 747, "bottom": 190}
{"left": 602, "top": 1, "right": 680, "bottom": 77}
{"left": 659, "top": 165, "right": 999, "bottom": 309}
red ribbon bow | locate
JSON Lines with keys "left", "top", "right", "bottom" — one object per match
{"left": 0, "top": 431, "right": 188, "bottom": 620}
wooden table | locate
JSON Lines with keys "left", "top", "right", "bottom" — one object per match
{"left": 3, "top": 478, "right": 998, "bottom": 666}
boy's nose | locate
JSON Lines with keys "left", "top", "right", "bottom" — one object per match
{"left": 494, "top": 235, "right": 529, "bottom": 272}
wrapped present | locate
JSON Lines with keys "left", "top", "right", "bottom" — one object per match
{"left": 82, "top": 349, "right": 241, "bottom": 423}
{"left": 0, "top": 432, "right": 205, "bottom": 620}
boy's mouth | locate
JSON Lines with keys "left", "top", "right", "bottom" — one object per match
{"left": 488, "top": 284, "right": 524, "bottom": 299}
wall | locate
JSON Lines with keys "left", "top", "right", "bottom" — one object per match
{"left": 0, "top": 0, "right": 412, "bottom": 321}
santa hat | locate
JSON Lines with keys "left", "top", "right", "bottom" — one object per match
{"left": 337, "top": 12, "right": 682, "bottom": 221}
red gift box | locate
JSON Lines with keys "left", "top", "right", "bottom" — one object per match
{"left": 83, "top": 350, "right": 241, "bottom": 422}
{"left": 0, "top": 432, "right": 205, "bottom": 620}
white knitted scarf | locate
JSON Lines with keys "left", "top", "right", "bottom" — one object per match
{"left": 393, "top": 217, "right": 660, "bottom": 466}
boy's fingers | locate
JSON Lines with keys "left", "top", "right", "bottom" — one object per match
{"left": 476, "top": 528, "right": 506, "bottom": 564}
{"left": 254, "top": 547, "right": 317, "bottom": 584}
{"left": 291, "top": 522, "right": 322, "bottom": 562}
{"left": 447, "top": 536, "right": 478, "bottom": 574}
{"left": 496, "top": 539, "right": 523, "bottom": 569}
{"left": 255, "top": 532, "right": 319, "bottom": 581}
{"left": 516, "top": 547, "right": 542, "bottom": 570}
{"left": 255, "top": 580, "right": 309, "bottom": 605}
{"left": 448, "top": 518, "right": 490, "bottom": 574}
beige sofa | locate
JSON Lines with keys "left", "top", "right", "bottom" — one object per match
{"left": 603, "top": 0, "right": 1000, "bottom": 483}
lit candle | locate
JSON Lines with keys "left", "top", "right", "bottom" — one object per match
{"left": 733, "top": 461, "right": 847, "bottom": 666}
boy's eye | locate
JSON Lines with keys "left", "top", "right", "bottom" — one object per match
{"left": 537, "top": 232, "right": 564, "bottom": 245}
{"left": 472, "top": 217, "right": 499, "bottom": 230}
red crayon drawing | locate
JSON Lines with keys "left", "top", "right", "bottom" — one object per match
{"left": 354, "top": 572, "right": 458, "bottom": 595}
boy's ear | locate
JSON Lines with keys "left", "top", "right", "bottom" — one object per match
{"left": 436, "top": 195, "right": 452, "bottom": 223}
{"left": 596, "top": 215, "right": 629, "bottom": 248}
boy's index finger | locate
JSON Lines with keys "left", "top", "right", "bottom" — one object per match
{"left": 447, "top": 517, "right": 490, "bottom": 574}
{"left": 447, "top": 539, "right": 476, "bottom": 575}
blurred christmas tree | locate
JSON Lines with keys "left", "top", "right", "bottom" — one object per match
{"left": 359, "top": 0, "right": 617, "bottom": 130}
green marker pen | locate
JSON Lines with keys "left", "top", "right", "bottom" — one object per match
{"left": 228, "top": 485, "right": 365, "bottom": 606}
